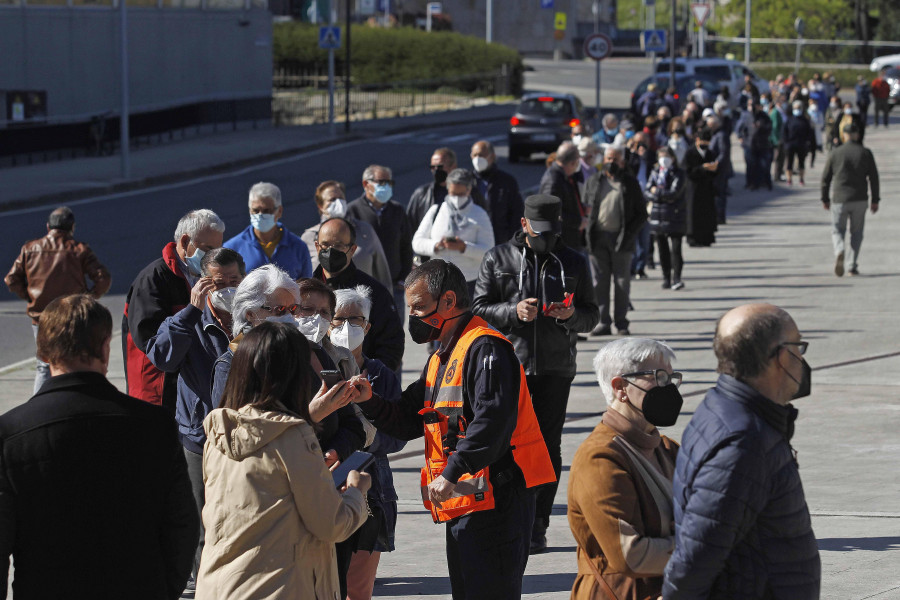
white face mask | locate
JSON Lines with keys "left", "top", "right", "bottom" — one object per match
{"left": 472, "top": 156, "right": 490, "bottom": 173}
{"left": 209, "top": 287, "right": 237, "bottom": 313}
{"left": 325, "top": 198, "right": 347, "bottom": 219}
{"left": 446, "top": 195, "right": 468, "bottom": 210}
{"left": 296, "top": 314, "right": 330, "bottom": 345}
{"left": 843, "top": 108, "right": 853, "bottom": 115}
{"left": 265, "top": 314, "right": 296, "bottom": 325}
{"left": 572, "top": 135, "right": 584, "bottom": 146}
{"left": 330, "top": 322, "right": 366, "bottom": 351}
{"left": 658, "top": 156, "right": 673, "bottom": 169}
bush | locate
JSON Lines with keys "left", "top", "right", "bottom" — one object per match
{"left": 273, "top": 23, "right": 523, "bottom": 93}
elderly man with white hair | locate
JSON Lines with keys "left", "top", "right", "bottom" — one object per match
{"left": 539, "top": 141, "right": 587, "bottom": 251}
{"left": 123, "top": 208, "right": 224, "bottom": 411}
{"left": 567, "top": 338, "right": 683, "bottom": 600}
{"left": 224, "top": 181, "right": 312, "bottom": 279}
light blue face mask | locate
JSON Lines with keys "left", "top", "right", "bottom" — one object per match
{"left": 372, "top": 184, "right": 393, "bottom": 204}
{"left": 184, "top": 246, "right": 205, "bottom": 276}
{"left": 792, "top": 109, "right": 803, "bottom": 117}
{"left": 250, "top": 212, "right": 277, "bottom": 233}
{"left": 605, "top": 128, "right": 618, "bottom": 136}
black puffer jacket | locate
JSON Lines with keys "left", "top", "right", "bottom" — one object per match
{"left": 646, "top": 166, "right": 687, "bottom": 236}
{"left": 472, "top": 232, "right": 598, "bottom": 378}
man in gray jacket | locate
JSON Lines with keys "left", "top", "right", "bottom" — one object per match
{"left": 821, "top": 122, "right": 880, "bottom": 277}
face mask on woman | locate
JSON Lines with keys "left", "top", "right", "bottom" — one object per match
{"left": 658, "top": 156, "right": 673, "bottom": 169}
{"left": 296, "top": 314, "right": 330, "bottom": 345}
{"left": 330, "top": 322, "right": 366, "bottom": 351}
{"left": 446, "top": 195, "right": 468, "bottom": 210}
{"left": 792, "top": 109, "right": 803, "bottom": 117}
{"left": 325, "top": 198, "right": 347, "bottom": 219}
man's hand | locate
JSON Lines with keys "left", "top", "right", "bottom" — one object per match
{"left": 348, "top": 374, "right": 373, "bottom": 403}
{"left": 190, "top": 277, "right": 216, "bottom": 309}
{"left": 547, "top": 305, "right": 575, "bottom": 321}
{"left": 871, "top": 203, "right": 879, "bottom": 214}
{"left": 516, "top": 298, "right": 539, "bottom": 322}
{"left": 309, "top": 380, "right": 358, "bottom": 423}
{"left": 427, "top": 475, "right": 457, "bottom": 508}
{"left": 324, "top": 449, "right": 340, "bottom": 470}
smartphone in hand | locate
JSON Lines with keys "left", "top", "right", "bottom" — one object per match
{"left": 331, "top": 450, "right": 375, "bottom": 489}
{"left": 320, "top": 370, "right": 344, "bottom": 389}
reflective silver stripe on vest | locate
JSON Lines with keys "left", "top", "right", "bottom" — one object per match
{"left": 420, "top": 476, "right": 490, "bottom": 501}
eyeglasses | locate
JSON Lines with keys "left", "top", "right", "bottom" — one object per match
{"left": 620, "top": 369, "right": 683, "bottom": 389}
{"left": 296, "top": 305, "right": 333, "bottom": 320}
{"left": 770, "top": 340, "right": 809, "bottom": 358}
{"left": 367, "top": 178, "right": 393, "bottom": 186}
{"left": 429, "top": 165, "right": 446, "bottom": 171}
{"left": 318, "top": 241, "right": 353, "bottom": 253}
{"left": 260, "top": 304, "right": 300, "bottom": 316}
{"left": 331, "top": 315, "right": 367, "bottom": 328}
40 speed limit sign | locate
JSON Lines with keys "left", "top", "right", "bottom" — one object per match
{"left": 583, "top": 33, "right": 613, "bottom": 61}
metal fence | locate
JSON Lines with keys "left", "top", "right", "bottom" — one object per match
{"left": 272, "top": 67, "right": 515, "bottom": 126}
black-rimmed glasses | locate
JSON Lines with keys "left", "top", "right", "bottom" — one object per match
{"left": 620, "top": 369, "right": 683, "bottom": 389}
{"left": 331, "top": 315, "right": 367, "bottom": 328}
{"left": 770, "top": 341, "right": 809, "bottom": 358}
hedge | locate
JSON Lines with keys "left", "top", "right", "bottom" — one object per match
{"left": 273, "top": 23, "right": 523, "bottom": 92}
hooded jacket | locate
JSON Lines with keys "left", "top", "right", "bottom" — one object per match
{"left": 197, "top": 405, "right": 367, "bottom": 600}
{"left": 472, "top": 231, "right": 598, "bottom": 378}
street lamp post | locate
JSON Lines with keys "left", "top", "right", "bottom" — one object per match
{"left": 119, "top": 0, "right": 130, "bottom": 179}
{"left": 745, "top": 0, "right": 751, "bottom": 63}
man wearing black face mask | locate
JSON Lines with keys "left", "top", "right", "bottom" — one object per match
{"left": 664, "top": 303, "right": 820, "bottom": 600}
{"left": 351, "top": 259, "right": 555, "bottom": 599}
{"left": 472, "top": 194, "right": 599, "bottom": 554}
{"left": 312, "top": 218, "right": 404, "bottom": 372}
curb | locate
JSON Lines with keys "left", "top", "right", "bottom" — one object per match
{"left": 0, "top": 104, "right": 514, "bottom": 213}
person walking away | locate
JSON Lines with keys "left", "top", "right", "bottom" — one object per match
{"left": 473, "top": 194, "right": 599, "bottom": 554}
{"left": 855, "top": 74, "right": 872, "bottom": 125}
{"left": 0, "top": 295, "right": 198, "bottom": 600}
{"left": 871, "top": 69, "right": 891, "bottom": 127}
{"left": 820, "top": 122, "right": 880, "bottom": 277}
{"left": 646, "top": 147, "right": 687, "bottom": 290}
{"left": 4, "top": 206, "right": 111, "bottom": 394}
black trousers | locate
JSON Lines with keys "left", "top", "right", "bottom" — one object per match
{"left": 183, "top": 447, "right": 205, "bottom": 580}
{"left": 656, "top": 234, "right": 683, "bottom": 282}
{"left": 526, "top": 374, "right": 574, "bottom": 526}
{"left": 446, "top": 481, "right": 536, "bottom": 599}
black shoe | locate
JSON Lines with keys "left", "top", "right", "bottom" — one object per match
{"left": 530, "top": 519, "right": 548, "bottom": 555}
{"left": 617, "top": 328, "right": 631, "bottom": 336}
{"left": 591, "top": 324, "right": 612, "bottom": 336}
{"left": 576, "top": 334, "right": 588, "bottom": 341}
{"left": 661, "top": 279, "right": 671, "bottom": 289}
{"left": 848, "top": 268, "right": 860, "bottom": 276}
{"left": 635, "top": 269, "right": 648, "bottom": 280}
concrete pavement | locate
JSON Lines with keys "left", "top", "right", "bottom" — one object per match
{"left": 2, "top": 105, "right": 899, "bottom": 598}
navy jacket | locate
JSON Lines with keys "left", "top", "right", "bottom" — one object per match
{"left": 146, "top": 303, "right": 231, "bottom": 454}
{"left": 663, "top": 374, "right": 820, "bottom": 600}
{"left": 347, "top": 195, "right": 413, "bottom": 285}
{"left": 473, "top": 165, "right": 524, "bottom": 246}
{"left": 223, "top": 223, "right": 312, "bottom": 280}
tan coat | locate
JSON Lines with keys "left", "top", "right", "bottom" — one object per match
{"left": 197, "top": 405, "right": 367, "bottom": 600}
{"left": 567, "top": 412, "right": 679, "bottom": 600}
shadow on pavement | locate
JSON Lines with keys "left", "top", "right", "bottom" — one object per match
{"left": 817, "top": 537, "right": 900, "bottom": 552}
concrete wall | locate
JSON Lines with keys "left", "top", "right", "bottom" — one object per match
{"left": 0, "top": 7, "right": 272, "bottom": 125}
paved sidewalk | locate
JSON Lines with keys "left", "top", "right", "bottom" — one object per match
{"left": 2, "top": 124, "right": 899, "bottom": 599}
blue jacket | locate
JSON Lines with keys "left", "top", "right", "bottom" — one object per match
{"left": 362, "top": 357, "right": 406, "bottom": 552}
{"left": 146, "top": 303, "right": 230, "bottom": 454}
{"left": 223, "top": 223, "right": 312, "bottom": 279}
{"left": 663, "top": 375, "right": 820, "bottom": 600}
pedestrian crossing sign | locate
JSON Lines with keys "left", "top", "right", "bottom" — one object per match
{"left": 641, "top": 29, "right": 667, "bottom": 53}
{"left": 318, "top": 26, "right": 341, "bottom": 50}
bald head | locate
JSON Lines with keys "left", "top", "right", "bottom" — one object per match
{"left": 318, "top": 217, "right": 355, "bottom": 246}
{"left": 714, "top": 304, "right": 795, "bottom": 381}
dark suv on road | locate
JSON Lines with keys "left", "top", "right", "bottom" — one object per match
{"left": 508, "top": 93, "right": 588, "bottom": 163}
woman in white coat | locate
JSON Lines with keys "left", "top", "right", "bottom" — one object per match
{"left": 412, "top": 168, "right": 494, "bottom": 298}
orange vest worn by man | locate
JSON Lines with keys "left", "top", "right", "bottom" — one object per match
{"left": 355, "top": 259, "right": 554, "bottom": 600}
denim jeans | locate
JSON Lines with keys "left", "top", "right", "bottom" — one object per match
{"left": 32, "top": 323, "right": 51, "bottom": 395}
{"left": 631, "top": 223, "right": 652, "bottom": 273}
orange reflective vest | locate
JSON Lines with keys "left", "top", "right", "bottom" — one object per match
{"left": 419, "top": 315, "right": 556, "bottom": 523}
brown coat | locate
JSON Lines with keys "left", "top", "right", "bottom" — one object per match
{"left": 4, "top": 229, "right": 110, "bottom": 322}
{"left": 567, "top": 412, "right": 679, "bottom": 600}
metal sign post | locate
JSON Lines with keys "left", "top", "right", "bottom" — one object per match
{"left": 583, "top": 33, "right": 613, "bottom": 123}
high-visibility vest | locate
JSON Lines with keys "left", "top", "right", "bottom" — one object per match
{"left": 419, "top": 315, "right": 556, "bottom": 523}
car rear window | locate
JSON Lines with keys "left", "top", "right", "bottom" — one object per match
{"left": 517, "top": 98, "right": 573, "bottom": 117}
{"left": 885, "top": 68, "right": 900, "bottom": 79}
{"left": 695, "top": 65, "right": 732, "bottom": 81}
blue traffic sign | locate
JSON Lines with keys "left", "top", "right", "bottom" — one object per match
{"left": 540, "top": 0, "right": 553, "bottom": 8}
{"left": 642, "top": 29, "right": 667, "bottom": 53}
{"left": 319, "top": 26, "right": 341, "bottom": 50}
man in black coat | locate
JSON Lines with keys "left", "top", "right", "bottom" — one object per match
{"left": 538, "top": 142, "right": 585, "bottom": 251}
{"left": 473, "top": 194, "right": 598, "bottom": 554}
{"left": 584, "top": 146, "right": 648, "bottom": 336}
{"left": 470, "top": 140, "right": 524, "bottom": 245}
{"left": 0, "top": 295, "right": 198, "bottom": 600}
{"left": 313, "top": 217, "right": 405, "bottom": 371}
{"left": 684, "top": 128, "right": 720, "bottom": 247}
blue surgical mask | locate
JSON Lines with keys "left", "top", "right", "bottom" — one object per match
{"left": 792, "top": 109, "right": 803, "bottom": 117}
{"left": 372, "top": 184, "right": 392, "bottom": 204}
{"left": 250, "top": 213, "right": 277, "bottom": 233}
{"left": 184, "top": 247, "right": 205, "bottom": 276}
{"left": 605, "top": 127, "right": 618, "bottom": 136}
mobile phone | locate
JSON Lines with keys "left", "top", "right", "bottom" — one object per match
{"left": 320, "top": 370, "right": 344, "bottom": 388}
{"left": 331, "top": 450, "right": 375, "bottom": 489}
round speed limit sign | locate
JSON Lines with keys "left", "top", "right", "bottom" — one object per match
{"left": 583, "top": 33, "right": 613, "bottom": 61}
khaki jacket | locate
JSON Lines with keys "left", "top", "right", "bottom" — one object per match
{"left": 197, "top": 405, "right": 367, "bottom": 600}
{"left": 567, "top": 414, "right": 678, "bottom": 600}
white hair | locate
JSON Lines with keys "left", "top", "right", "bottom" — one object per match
{"left": 446, "top": 168, "right": 475, "bottom": 189}
{"left": 173, "top": 209, "right": 225, "bottom": 242}
{"left": 592, "top": 338, "right": 676, "bottom": 407}
{"left": 577, "top": 137, "right": 599, "bottom": 155}
{"left": 602, "top": 113, "right": 619, "bottom": 128}
{"left": 334, "top": 285, "right": 373, "bottom": 320}
{"left": 362, "top": 164, "right": 392, "bottom": 182}
{"left": 230, "top": 265, "right": 300, "bottom": 337}
{"left": 248, "top": 182, "right": 282, "bottom": 209}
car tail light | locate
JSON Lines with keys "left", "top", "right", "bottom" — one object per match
{"left": 569, "top": 118, "right": 581, "bottom": 128}
{"left": 538, "top": 96, "right": 555, "bottom": 102}
{"left": 673, "top": 94, "right": 679, "bottom": 100}
{"left": 510, "top": 116, "right": 520, "bottom": 126}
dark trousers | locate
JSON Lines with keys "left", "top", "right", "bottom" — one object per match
{"left": 630, "top": 223, "right": 653, "bottom": 273}
{"left": 874, "top": 98, "right": 891, "bottom": 126}
{"left": 749, "top": 147, "right": 773, "bottom": 188}
{"left": 446, "top": 482, "right": 535, "bottom": 600}
{"left": 184, "top": 447, "right": 205, "bottom": 580}
{"left": 526, "top": 374, "right": 574, "bottom": 526}
{"left": 591, "top": 231, "right": 633, "bottom": 331}
{"left": 656, "top": 234, "right": 683, "bottom": 282}
{"left": 785, "top": 146, "right": 808, "bottom": 173}
{"left": 772, "top": 142, "right": 785, "bottom": 179}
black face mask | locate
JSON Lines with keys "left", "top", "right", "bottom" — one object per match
{"left": 433, "top": 166, "right": 448, "bottom": 185}
{"left": 633, "top": 383, "right": 684, "bottom": 427}
{"left": 787, "top": 357, "right": 812, "bottom": 400}
{"left": 408, "top": 305, "right": 464, "bottom": 345}
{"left": 318, "top": 248, "right": 348, "bottom": 273}
{"left": 606, "top": 162, "right": 621, "bottom": 177}
{"left": 526, "top": 231, "right": 559, "bottom": 255}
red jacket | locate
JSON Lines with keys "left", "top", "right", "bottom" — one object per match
{"left": 872, "top": 77, "right": 890, "bottom": 100}
{"left": 122, "top": 242, "right": 190, "bottom": 411}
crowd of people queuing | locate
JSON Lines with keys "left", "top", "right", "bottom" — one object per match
{"left": 1, "top": 64, "right": 884, "bottom": 600}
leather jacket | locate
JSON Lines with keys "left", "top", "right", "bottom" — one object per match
{"left": 472, "top": 232, "right": 599, "bottom": 378}
{"left": 5, "top": 229, "right": 111, "bottom": 322}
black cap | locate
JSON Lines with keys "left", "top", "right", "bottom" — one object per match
{"left": 523, "top": 194, "right": 561, "bottom": 233}
{"left": 843, "top": 121, "right": 859, "bottom": 134}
